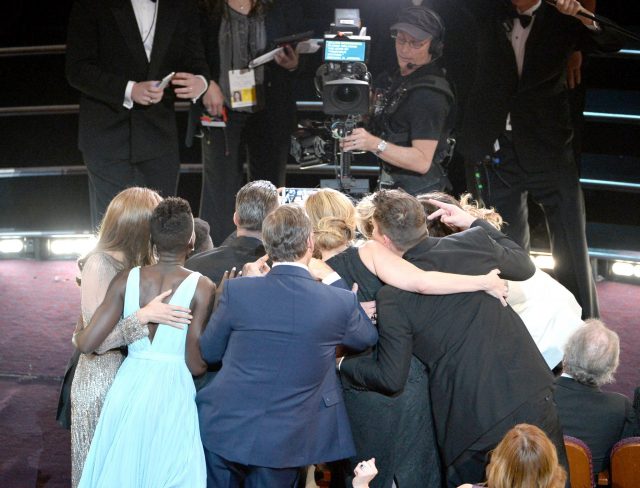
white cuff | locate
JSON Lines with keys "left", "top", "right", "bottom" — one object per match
{"left": 192, "top": 75, "right": 208, "bottom": 103}
{"left": 124, "top": 81, "right": 135, "bottom": 109}
{"left": 322, "top": 272, "right": 342, "bottom": 285}
{"left": 337, "top": 356, "right": 345, "bottom": 371}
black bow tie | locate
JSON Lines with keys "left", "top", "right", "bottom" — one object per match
{"left": 509, "top": 9, "right": 538, "bottom": 28}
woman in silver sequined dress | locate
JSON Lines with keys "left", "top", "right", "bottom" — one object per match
{"left": 69, "top": 187, "right": 193, "bottom": 487}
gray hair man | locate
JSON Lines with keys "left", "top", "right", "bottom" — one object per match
{"left": 186, "top": 180, "right": 278, "bottom": 284}
{"left": 555, "top": 319, "right": 640, "bottom": 476}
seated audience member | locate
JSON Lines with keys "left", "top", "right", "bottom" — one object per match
{"left": 458, "top": 423, "right": 567, "bottom": 488}
{"left": 185, "top": 180, "right": 278, "bottom": 284}
{"left": 190, "top": 218, "right": 214, "bottom": 257}
{"left": 419, "top": 192, "right": 584, "bottom": 370}
{"left": 555, "top": 319, "right": 640, "bottom": 475}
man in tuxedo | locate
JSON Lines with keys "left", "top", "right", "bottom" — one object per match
{"left": 340, "top": 190, "right": 567, "bottom": 487}
{"left": 197, "top": 204, "right": 378, "bottom": 487}
{"left": 457, "top": 0, "right": 624, "bottom": 319}
{"left": 185, "top": 180, "right": 278, "bottom": 284}
{"left": 555, "top": 319, "right": 640, "bottom": 476}
{"left": 66, "top": 0, "right": 209, "bottom": 226}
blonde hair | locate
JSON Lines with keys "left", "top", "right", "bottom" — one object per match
{"left": 486, "top": 424, "right": 566, "bottom": 488}
{"left": 86, "top": 187, "right": 162, "bottom": 269}
{"left": 459, "top": 193, "right": 503, "bottom": 230}
{"left": 355, "top": 194, "right": 376, "bottom": 240}
{"left": 304, "top": 189, "right": 356, "bottom": 252}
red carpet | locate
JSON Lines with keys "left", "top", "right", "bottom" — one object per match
{"left": 0, "top": 259, "right": 638, "bottom": 487}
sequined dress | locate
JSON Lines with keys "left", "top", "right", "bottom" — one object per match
{"left": 70, "top": 252, "right": 148, "bottom": 487}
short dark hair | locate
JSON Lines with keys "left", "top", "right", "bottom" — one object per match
{"left": 372, "top": 190, "right": 428, "bottom": 252}
{"left": 235, "top": 180, "right": 279, "bottom": 231}
{"left": 150, "top": 197, "right": 194, "bottom": 253}
{"left": 262, "top": 204, "right": 311, "bottom": 262}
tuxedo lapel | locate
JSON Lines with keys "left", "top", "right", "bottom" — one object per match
{"left": 148, "top": 0, "right": 180, "bottom": 77}
{"left": 110, "top": 0, "right": 149, "bottom": 68}
{"left": 495, "top": 15, "right": 518, "bottom": 82}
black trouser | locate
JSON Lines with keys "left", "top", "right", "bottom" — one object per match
{"left": 199, "top": 109, "right": 291, "bottom": 246}
{"left": 478, "top": 132, "right": 598, "bottom": 319}
{"left": 446, "top": 386, "right": 569, "bottom": 488}
{"left": 342, "top": 356, "right": 441, "bottom": 488}
{"left": 84, "top": 150, "right": 180, "bottom": 228}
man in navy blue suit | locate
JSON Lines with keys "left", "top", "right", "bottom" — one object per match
{"left": 197, "top": 204, "right": 378, "bottom": 487}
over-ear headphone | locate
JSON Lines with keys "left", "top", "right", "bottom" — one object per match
{"left": 421, "top": 7, "right": 445, "bottom": 59}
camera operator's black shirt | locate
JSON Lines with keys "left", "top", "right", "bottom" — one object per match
{"left": 385, "top": 65, "right": 451, "bottom": 146}
{"left": 373, "top": 63, "right": 454, "bottom": 195}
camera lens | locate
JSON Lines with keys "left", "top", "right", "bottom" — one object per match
{"left": 335, "top": 86, "right": 360, "bottom": 104}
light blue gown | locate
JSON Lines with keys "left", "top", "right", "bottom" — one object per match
{"left": 78, "top": 267, "right": 206, "bottom": 488}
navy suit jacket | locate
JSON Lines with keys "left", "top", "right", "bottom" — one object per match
{"left": 197, "top": 265, "right": 378, "bottom": 468}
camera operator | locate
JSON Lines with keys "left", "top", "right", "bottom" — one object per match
{"left": 340, "top": 5, "right": 455, "bottom": 196}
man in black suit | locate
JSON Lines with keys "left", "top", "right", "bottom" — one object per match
{"left": 458, "top": 0, "right": 624, "bottom": 319}
{"left": 185, "top": 180, "right": 278, "bottom": 285}
{"left": 66, "top": 0, "right": 209, "bottom": 226}
{"left": 340, "top": 190, "right": 567, "bottom": 487}
{"left": 555, "top": 319, "right": 640, "bottom": 476}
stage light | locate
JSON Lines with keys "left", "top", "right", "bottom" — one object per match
{"left": 531, "top": 254, "right": 555, "bottom": 270}
{"left": 0, "top": 238, "right": 24, "bottom": 254}
{"left": 611, "top": 261, "right": 637, "bottom": 277}
{"left": 48, "top": 235, "right": 96, "bottom": 256}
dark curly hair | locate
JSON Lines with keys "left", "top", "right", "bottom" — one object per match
{"left": 150, "top": 197, "right": 194, "bottom": 253}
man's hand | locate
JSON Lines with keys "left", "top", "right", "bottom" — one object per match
{"left": 274, "top": 44, "right": 299, "bottom": 71}
{"left": 172, "top": 72, "right": 207, "bottom": 99}
{"left": 554, "top": 0, "right": 595, "bottom": 26}
{"left": 353, "top": 458, "right": 378, "bottom": 488}
{"left": 482, "top": 269, "right": 509, "bottom": 307}
{"left": 242, "top": 254, "right": 270, "bottom": 277}
{"left": 341, "top": 128, "right": 380, "bottom": 153}
{"left": 426, "top": 199, "right": 476, "bottom": 230}
{"left": 135, "top": 289, "right": 192, "bottom": 328}
{"left": 567, "top": 51, "right": 583, "bottom": 89}
{"left": 131, "top": 81, "right": 164, "bottom": 106}
{"left": 360, "top": 300, "right": 377, "bottom": 323}
{"left": 202, "top": 80, "right": 225, "bottom": 116}
{"left": 214, "top": 268, "right": 239, "bottom": 309}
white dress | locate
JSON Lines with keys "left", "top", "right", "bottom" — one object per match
{"left": 508, "top": 269, "right": 584, "bottom": 369}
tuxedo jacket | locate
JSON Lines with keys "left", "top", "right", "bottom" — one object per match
{"left": 197, "top": 265, "right": 378, "bottom": 468}
{"left": 185, "top": 235, "right": 265, "bottom": 285}
{"left": 555, "top": 376, "right": 640, "bottom": 474}
{"left": 458, "top": 1, "right": 623, "bottom": 171}
{"left": 341, "top": 221, "right": 553, "bottom": 467}
{"left": 66, "top": 0, "right": 209, "bottom": 162}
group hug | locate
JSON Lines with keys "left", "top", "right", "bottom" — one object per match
{"left": 57, "top": 180, "right": 639, "bottom": 488}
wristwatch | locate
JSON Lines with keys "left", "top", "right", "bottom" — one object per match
{"left": 375, "top": 139, "right": 388, "bottom": 156}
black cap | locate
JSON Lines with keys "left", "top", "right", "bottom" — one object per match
{"left": 390, "top": 6, "right": 443, "bottom": 41}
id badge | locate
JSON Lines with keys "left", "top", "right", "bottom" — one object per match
{"left": 228, "top": 68, "right": 257, "bottom": 109}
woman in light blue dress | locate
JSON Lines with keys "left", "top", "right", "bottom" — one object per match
{"left": 74, "top": 198, "right": 216, "bottom": 487}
